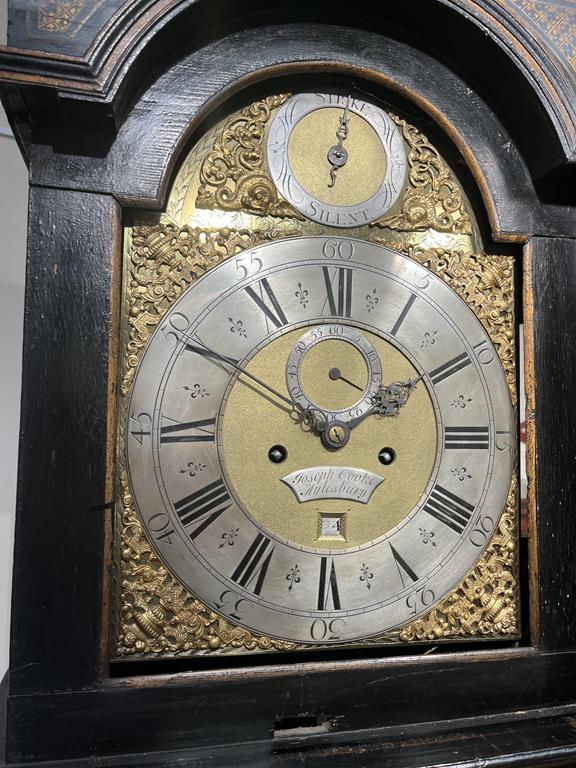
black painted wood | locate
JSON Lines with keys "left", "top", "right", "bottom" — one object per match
{"left": 7, "top": 0, "right": 124, "bottom": 56}
{"left": 24, "top": 25, "right": 576, "bottom": 242}
{"left": 6, "top": 710, "right": 576, "bottom": 767}
{"left": 1, "top": 0, "right": 575, "bottom": 183}
{"left": 530, "top": 237, "right": 576, "bottom": 652}
{"left": 6, "top": 648, "right": 576, "bottom": 763}
{"left": 8, "top": 187, "right": 119, "bottom": 696}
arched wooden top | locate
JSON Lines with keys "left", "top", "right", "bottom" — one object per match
{"left": 1, "top": 0, "right": 574, "bottom": 182}
{"left": 19, "top": 24, "right": 575, "bottom": 242}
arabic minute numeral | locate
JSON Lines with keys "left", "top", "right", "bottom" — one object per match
{"left": 235, "top": 251, "right": 263, "bottom": 279}
{"left": 310, "top": 618, "right": 346, "bottom": 641}
{"left": 146, "top": 511, "right": 176, "bottom": 545}
{"left": 215, "top": 589, "right": 248, "bottom": 621}
{"left": 469, "top": 514, "right": 495, "bottom": 547}
{"left": 161, "top": 312, "right": 190, "bottom": 347}
{"left": 406, "top": 587, "right": 436, "bottom": 616}
{"left": 473, "top": 339, "right": 495, "bottom": 365}
{"left": 129, "top": 411, "right": 151, "bottom": 444}
{"left": 322, "top": 238, "right": 355, "bottom": 260}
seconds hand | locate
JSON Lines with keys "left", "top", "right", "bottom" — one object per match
{"left": 185, "top": 340, "right": 298, "bottom": 410}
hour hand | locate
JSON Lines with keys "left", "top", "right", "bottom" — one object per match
{"left": 371, "top": 376, "right": 422, "bottom": 417}
{"left": 345, "top": 376, "right": 422, "bottom": 431}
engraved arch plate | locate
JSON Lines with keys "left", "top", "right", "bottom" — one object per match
{"left": 267, "top": 93, "right": 407, "bottom": 227}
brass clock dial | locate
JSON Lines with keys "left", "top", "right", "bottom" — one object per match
{"left": 126, "top": 236, "right": 515, "bottom": 645}
{"left": 267, "top": 93, "right": 408, "bottom": 227}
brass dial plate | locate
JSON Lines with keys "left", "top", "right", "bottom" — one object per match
{"left": 126, "top": 236, "right": 515, "bottom": 645}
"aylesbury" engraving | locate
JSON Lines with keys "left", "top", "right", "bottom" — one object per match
{"left": 281, "top": 467, "right": 385, "bottom": 504}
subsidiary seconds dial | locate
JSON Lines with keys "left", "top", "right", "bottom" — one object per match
{"left": 126, "top": 237, "right": 515, "bottom": 644}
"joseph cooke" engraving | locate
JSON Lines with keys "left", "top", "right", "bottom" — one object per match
{"left": 281, "top": 466, "right": 385, "bottom": 503}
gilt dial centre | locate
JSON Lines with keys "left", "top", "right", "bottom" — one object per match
{"left": 219, "top": 326, "right": 438, "bottom": 550}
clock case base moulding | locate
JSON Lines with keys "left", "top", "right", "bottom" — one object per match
{"left": 113, "top": 97, "right": 519, "bottom": 660}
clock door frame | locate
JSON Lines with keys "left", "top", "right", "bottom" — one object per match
{"left": 2, "top": 5, "right": 576, "bottom": 766}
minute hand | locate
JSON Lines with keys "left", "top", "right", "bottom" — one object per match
{"left": 185, "top": 341, "right": 298, "bottom": 410}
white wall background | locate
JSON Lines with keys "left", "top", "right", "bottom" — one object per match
{"left": 0, "top": 0, "right": 28, "bottom": 680}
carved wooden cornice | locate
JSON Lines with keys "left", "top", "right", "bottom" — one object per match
{"left": 0, "top": 0, "right": 574, "bottom": 176}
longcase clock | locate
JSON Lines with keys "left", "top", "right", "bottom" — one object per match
{"left": 1, "top": 3, "right": 576, "bottom": 766}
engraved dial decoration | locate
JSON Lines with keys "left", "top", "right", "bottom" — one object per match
{"left": 126, "top": 237, "right": 515, "bottom": 644}
{"left": 267, "top": 93, "right": 407, "bottom": 227}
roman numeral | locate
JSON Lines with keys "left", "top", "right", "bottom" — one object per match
{"left": 445, "top": 426, "right": 489, "bottom": 450}
{"left": 429, "top": 351, "right": 472, "bottom": 385}
{"left": 424, "top": 485, "right": 475, "bottom": 534}
{"left": 174, "top": 478, "right": 231, "bottom": 539}
{"left": 322, "top": 266, "right": 353, "bottom": 318}
{"left": 390, "top": 544, "right": 419, "bottom": 588}
{"left": 231, "top": 533, "right": 275, "bottom": 596}
{"left": 317, "top": 557, "right": 341, "bottom": 610}
{"left": 244, "top": 278, "right": 288, "bottom": 329}
{"left": 160, "top": 417, "right": 215, "bottom": 443}
{"left": 390, "top": 293, "right": 417, "bottom": 336}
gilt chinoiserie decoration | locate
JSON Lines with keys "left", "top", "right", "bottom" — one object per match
{"left": 114, "top": 93, "right": 518, "bottom": 659}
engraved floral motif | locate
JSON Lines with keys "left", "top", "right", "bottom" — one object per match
{"left": 360, "top": 563, "right": 374, "bottom": 589}
{"left": 452, "top": 395, "right": 472, "bottom": 409}
{"left": 286, "top": 565, "right": 301, "bottom": 592}
{"left": 452, "top": 466, "right": 472, "bottom": 482}
{"left": 183, "top": 384, "right": 209, "bottom": 399}
{"left": 419, "top": 528, "right": 437, "bottom": 547}
{"left": 366, "top": 288, "right": 379, "bottom": 312}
